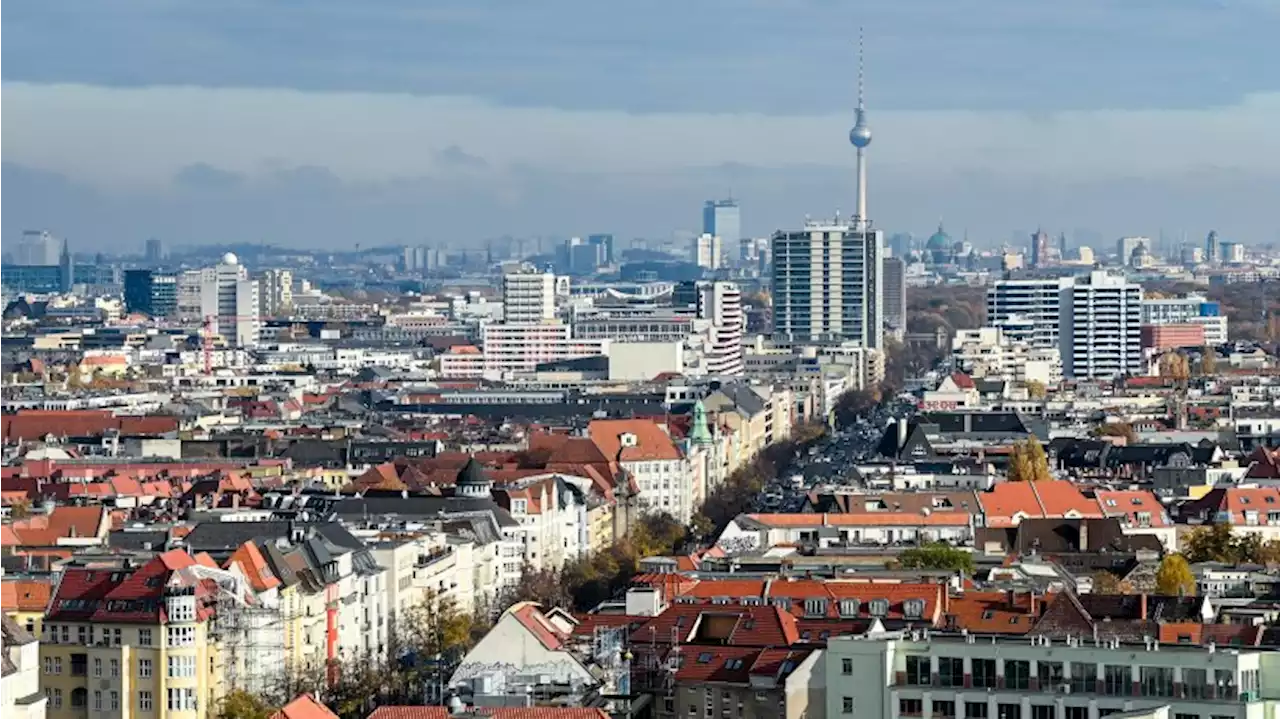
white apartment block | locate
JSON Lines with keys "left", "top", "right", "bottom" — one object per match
{"left": 1060, "top": 271, "right": 1143, "bottom": 379}
{"left": 771, "top": 220, "right": 884, "bottom": 350}
{"left": 502, "top": 269, "right": 557, "bottom": 324}
{"left": 257, "top": 269, "right": 293, "bottom": 317}
{"left": 699, "top": 281, "right": 745, "bottom": 376}
{"left": 952, "top": 327, "right": 1063, "bottom": 386}
{"left": 693, "top": 233, "right": 724, "bottom": 270}
{"left": 198, "top": 254, "right": 260, "bottom": 347}
{"left": 829, "top": 632, "right": 1269, "bottom": 719}
{"left": 987, "top": 278, "right": 1074, "bottom": 350}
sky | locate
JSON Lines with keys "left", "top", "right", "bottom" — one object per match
{"left": 3, "top": 0, "right": 1278, "bottom": 251}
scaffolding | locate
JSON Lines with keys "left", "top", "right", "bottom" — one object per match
{"left": 196, "top": 565, "right": 295, "bottom": 700}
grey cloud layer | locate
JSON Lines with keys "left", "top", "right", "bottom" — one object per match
{"left": 4, "top": 0, "right": 1277, "bottom": 113}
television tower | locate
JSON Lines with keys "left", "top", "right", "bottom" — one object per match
{"left": 849, "top": 27, "right": 873, "bottom": 231}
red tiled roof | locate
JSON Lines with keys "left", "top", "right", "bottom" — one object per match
{"left": 1094, "top": 490, "right": 1172, "bottom": 527}
{"left": 588, "top": 419, "right": 682, "bottom": 462}
{"left": 269, "top": 694, "right": 338, "bottom": 719}
{"left": 9, "top": 506, "right": 106, "bottom": 547}
{"left": 510, "top": 603, "right": 567, "bottom": 651}
{"left": 225, "top": 541, "right": 282, "bottom": 592}
{"left": 1, "top": 578, "right": 53, "bottom": 612}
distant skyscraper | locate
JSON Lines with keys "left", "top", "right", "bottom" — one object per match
{"left": 1058, "top": 232, "right": 1068, "bottom": 259}
{"left": 693, "top": 233, "right": 723, "bottom": 270}
{"left": 1205, "top": 230, "right": 1220, "bottom": 264}
{"left": 587, "top": 234, "right": 615, "bottom": 265}
{"left": 702, "top": 199, "right": 741, "bottom": 247}
{"left": 145, "top": 238, "right": 165, "bottom": 265}
{"left": 14, "top": 230, "right": 61, "bottom": 266}
{"left": 1030, "top": 228, "right": 1050, "bottom": 268}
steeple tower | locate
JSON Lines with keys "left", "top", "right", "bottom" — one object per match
{"left": 848, "top": 27, "right": 873, "bottom": 231}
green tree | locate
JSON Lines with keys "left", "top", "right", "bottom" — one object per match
{"left": 834, "top": 388, "right": 883, "bottom": 427}
{"left": 897, "top": 543, "right": 975, "bottom": 573}
{"left": 215, "top": 690, "right": 278, "bottom": 719}
{"left": 8, "top": 497, "right": 32, "bottom": 520}
{"left": 1155, "top": 554, "right": 1197, "bottom": 597}
{"left": 1183, "top": 523, "right": 1238, "bottom": 563}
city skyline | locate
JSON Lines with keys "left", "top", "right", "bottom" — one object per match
{"left": 3, "top": 1, "right": 1278, "bottom": 247}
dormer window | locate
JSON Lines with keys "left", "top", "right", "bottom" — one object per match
{"left": 512, "top": 499, "right": 527, "bottom": 514}
{"left": 903, "top": 599, "right": 925, "bottom": 619}
{"left": 868, "top": 599, "right": 890, "bottom": 617}
{"left": 804, "top": 598, "right": 827, "bottom": 617}
{"left": 619, "top": 433, "right": 638, "bottom": 448}
{"left": 838, "top": 599, "right": 860, "bottom": 617}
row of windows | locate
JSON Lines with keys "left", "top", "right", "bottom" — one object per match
{"left": 45, "top": 625, "right": 157, "bottom": 647}
{"left": 846, "top": 697, "right": 1238, "bottom": 719}
{"left": 44, "top": 655, "right": 191, "bottom": 679}
{"left": 43, "top": 688, "right": 164, "bottom": 712}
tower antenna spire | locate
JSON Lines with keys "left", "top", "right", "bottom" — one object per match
{"left": 848, "top": 26, "right": 872, "bottom": 230}
{"left": 858, "top": 26, "right": 866, "bottom": 111}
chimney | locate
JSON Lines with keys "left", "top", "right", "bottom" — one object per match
{"left": 1007, "top": 589, "right": 1016, "bottom": 609}
{"left": 1030, "top": 592, "right": 1039, "bottom": 616}
{"left": 1078, "top": 521, "right": 1089, "bottom": 551}
{"left": 897, "top": 418, "right": 908, "bottom": 449}
{"left": 1139, "top": 593, "right": 1148, "bottom": 621}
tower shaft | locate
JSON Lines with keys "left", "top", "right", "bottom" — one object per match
{"left": 855, "top": 148, "right": 868, "bottom": 232}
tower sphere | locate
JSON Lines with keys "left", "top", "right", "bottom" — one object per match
{"left": 849, "top": 110, "right": 872, "bottom": 148}
{"left": 222, "top": 252, "right": 239, "bottom": 265}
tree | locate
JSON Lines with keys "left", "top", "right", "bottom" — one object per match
{"left": 1024, "top": 380, "right": 1047, "bottom": 399}
{"left": 216, "top": 690, "right": 278, "bottom": 719}
{"left": 1007, "top": 437, "right": 1051, "bottom": 482}
{"left": 1158, "top": 352, "right": 1190, "bottom": 381}
{"left": 1183, "top": 523, "right": 1238, "bottom": 563}
{"left": 1155, "top": 554, "right": 1197, "bottom": 596}
{"left": 1199, "top": 346, "right": 1218, "bottom": 376}
{"left": 1091, "top": 571, "right": 1135, "bottom": 595}
{"left": 496, "top": 561, "right": 571, "bottom": 613}
{"left": 834, "top": 388, "right": 883, "bottom": 427}
{"left": 7, "top": 497, "right": 32, "bottom": 520}
{"left": 898, "top": 543, "right": 975, "bottom": 574}
{"left": 1093, "top": 423, "right": 1137, "bottom": 445}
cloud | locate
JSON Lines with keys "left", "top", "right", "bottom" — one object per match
{"left": 435, "top": 145, "right": 488, "bottom": 170}
{"left": 173, "top": 163, "right": 244, "bottom": 190}
{"left": 2, "top": 1, "right": 1277, "bottom": 113}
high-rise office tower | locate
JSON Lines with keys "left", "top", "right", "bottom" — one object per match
{"left": 199, "top": 253, "right": 260, "bottom": 347}
{"left": 883, "top": 257, "right": 907, "bottom": 336}
{"left": 145, "top": 238, "right": 165, "bottom": 265}
{"left": 14, "top": 230, "right": 62, "bottom": 266}
{"left": 770, "top": 29, "right": 883, "bottom": 350}
{"left": 503, "top": 269, "right": 557, "bottom": 324}
{"left": 693, "top": 233, "right": 723, "bottom": 270}
{"left": 1059, "top": 271, "right": 1142, "bottom": 379}
{"left": 703, "top": 200, "right": 741, "bottom": 247}
{"left": 1030, "top": 228, "right": 1050, "bottom": 268}
{"left": 258, "top": 269, "right": 294, "bottom": 317}
{"left": 124, "top": 270, "right": 178, "bottom": 316}
{"left": 987, "top": 277, "right": 1075, "bottom": 350}
{"left": 587, "top": 234, "right": 615, "bottom": 265}
{"left": 1205, "top": 230, "right": 1220, "bottom": 264}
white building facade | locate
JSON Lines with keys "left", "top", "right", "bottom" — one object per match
{"left": 1059, "top": 271, "right": 1143, "bottom": 379}
{"left": 771, "top": 220, "right": 883, "bottom": 350}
